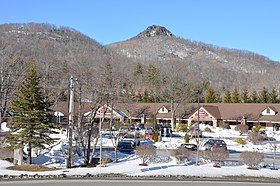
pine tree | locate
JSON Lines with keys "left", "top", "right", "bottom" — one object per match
{"left": 145, "top": 64, "right": 160, "bottom": 87}
{"left": 205, "top": 87, "right": 218, "bottom": 103}
{"left": 259, "top": 87, "right": 269, "bottom": 103}
{"left": 6, "top": 62, "right": 54, "bottom": 164}
{"left": 251, "top": 90, "right": 259, "bottom": 103}
{"left": 232, "top": 86, "right": 240, "bottom": 103}
{"left": 241, "top": 87, "right": 250, "bottom": 103}
{"left": 223, "top": 90, "right": 232, "bottom": 103}
{"left": 269, "top": 87, "right": 279, "bottom": 103}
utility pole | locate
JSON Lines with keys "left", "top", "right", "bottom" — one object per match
{"left": 67, "top": 76, "right": 75, "bottom": 168}
{"left": 194, "top": 89, "right": 201, "bottom": 166}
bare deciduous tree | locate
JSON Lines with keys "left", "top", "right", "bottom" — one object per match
{"left": 203, "top": 148, "right": 229, "bottom": 167}
{"left": 234, "top": 124, "right": 248, "bottom": 135}
{"left": 170, "top": 146, "right": 192, "bottom": 164}
{"left": 240, "top": 151, "right": 264, "bottom": 169}
{"left": 247, "top": 132, "right": 265, "bottom": 145}
{"left": 135, "top": 144, "right": 156, "bottom": 166}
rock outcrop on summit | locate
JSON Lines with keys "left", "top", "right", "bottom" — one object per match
{"left": 135, "top": 25, "right": 173, "bottom": 38}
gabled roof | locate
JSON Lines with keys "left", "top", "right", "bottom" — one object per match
{"left": 52, "top": 102, "right": 280, "bottom": 123}
{"left": 201, "top": 105, "right": 221, "bottom": 119}
{"left": 263, "top": 106, "right": 278, "bottom": 113}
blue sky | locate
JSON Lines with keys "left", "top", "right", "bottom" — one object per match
{"left": 1, "top": 0, "right": 279, "bottom": 62}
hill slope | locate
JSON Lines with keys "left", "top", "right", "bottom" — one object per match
{"left": 1, "top": 23, "right": 279, "bottom": 99}
{"left": 106, "top": 25, "right": 280, "bottom": 90}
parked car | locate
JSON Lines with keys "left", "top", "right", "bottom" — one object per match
{"left": 117, "top": 138, "right": 140, "bottom": 154}
{"left": 202, "top": 139, "right": 227, "bottom": 151}
{"left": 188, "top": 128, "right": 202, "bottom": 138}
{"left": 180, "top": 143, "right": 198, "bottom": 151}
{"left": 140, "top": 138, "right": 156, "bottom": 147}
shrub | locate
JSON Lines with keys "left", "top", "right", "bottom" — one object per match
{"left": 135, "top": 144, "right": 157, "bottom": 166}
{"left": 203, "top": 148, "right": 229, "bottom": 167}
{"left": 247, "top": 132, "right": 265, "bottom": 145}
{"left": 234, "top": 138, "right": 247, "bottom": 145}
{"left": 184, "top": 133, "right": 190, "bottom": 143}
{"left": 204, "top": 127, "right": 212, "bottom": 132}
{"left": 235, "top": 124, "right": 248, "bottom": 135}
{"left": 170, "top": 146, "right": 192, "bottom": 164}
{"left": 152, "top": 130, "right": 159, "bottom": 142}
{"left": 252, "top": 125, "right": 262, "bottom": 132}
{"left": 240, "top": 151, "right": 264, "bottom": 169}
{"left": 176, "top": 124, "right": 189, "bottom": 132}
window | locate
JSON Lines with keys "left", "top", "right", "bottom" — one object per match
{"left": 267, "top": 108, "right": 270, "bottom": 114}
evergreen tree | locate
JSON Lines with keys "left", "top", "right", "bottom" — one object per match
{"left": 133, "top": 63, "right": 143, "bottom": 78}
{"left": 133, "top": 63, "right": 144, "bottom": 88}
{"left": 6, "top": 63, "right": 54, "bottom": 164}
{"left": 145, "top": 64, "right": 160, "bottom": 87}
{"left": 142, "top": 89, "right": 151, "bottom": 103}
{"left": 241, "top": 87, "right": 250, "bottom": 103}
{"left": 259, "top": 87, "right": 269, "bottom": 103}
{"left": 205, "top": 87, "right": 218, "bottom": 103}
{"left": 269, "top": 87, "right": 279, "bottom": 103}
{"left": 232, "top": 86, "right": 240, "bottom": 103}
{"left": 223, "top": 90, "right": 232, "bottom": 103}
{"left": 251, "top": 90, "right": 259, "bottom": 103}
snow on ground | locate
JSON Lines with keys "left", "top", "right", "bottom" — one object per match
{"left": 1, "top": 125, "right": 280, "bottom": 178}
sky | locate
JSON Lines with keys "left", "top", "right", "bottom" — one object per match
{"left": 0, "top": 0, "right": 279, "bottom": 62}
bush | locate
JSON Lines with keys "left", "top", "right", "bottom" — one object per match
{"left": 203, "top": 148, "right": 229, "bottom": 167}
{"left": 170, "top": 146, "right": 192, "bottom": 164}
{"left": 234, "top": 138, "right": 247, "bottom": 145}
{"left": 235, "top": 124, "right": 248, "bottom": 135}
{"left": 184, "top": 133, "right": 190, "bottom": 143}
{"left": 247, "top": 132, "right": 265, "bottom": 145}
{"left": 176, "top": 124, "right": 189, "bottom": 132}
{"left": 252, "top": 125, "right": 262, "bottom": 132}
{"left": 204, "top": 127, "right": 212, "bottom": 132}
{"left": 135, "top": 144, "right": 157, "bottom": 166}
{"left": 240, "top": 151, "right": 264, "bottom": 169}
{"left": 152, "top": 130, "right": 159, "bottom": 142}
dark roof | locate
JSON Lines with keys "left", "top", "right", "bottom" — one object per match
{"left": 52, "top": 102, "right": 280, "bottom": 123}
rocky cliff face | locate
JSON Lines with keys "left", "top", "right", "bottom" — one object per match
{"left": 135, "top": 25, "right": 174, "bottom": 38}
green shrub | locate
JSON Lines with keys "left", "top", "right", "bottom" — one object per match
{"left": 234, "top": 138, "right": 247, "bottom": 145}
{"left": 252, "top": 125, "right": 262, "bottom": 132}
{"left": 176, "top": 124, "right": 189, "bottom": 132}
{"left": 204, "top": 127, "right": 212, "bottom": 132}
{"left": 152, "top": 130, "right": 159, "bottom": 142}
{"left": 184, "top": 133, "right": 190, "bottom": 143}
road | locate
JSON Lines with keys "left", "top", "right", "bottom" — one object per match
{"left": 0, "top": 180, "right": 278, "bottom": 186}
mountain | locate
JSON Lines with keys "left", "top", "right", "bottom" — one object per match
{"left": 0, "top": 23, "right": 129, "bottom": 101}
{"left": 1, "top": 23, "right": 280, "bottom": 101}
{"left": 106, "top": 25, "right": 280, "bottom": 90}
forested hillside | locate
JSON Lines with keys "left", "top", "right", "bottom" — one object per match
{"left": 1, "top": 23, "right": 280, "bottom": 119}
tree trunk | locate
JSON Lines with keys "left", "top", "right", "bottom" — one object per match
{"left": 85, "top": 126, "right": 92, "bottom": 166}
{"left": 114, "top": 146, "right": 118, "bottom": 163}
{"left": 89, "top": 136, "right": 99, "bottom": 165}
{"left": 28, "top": 143, "right": 32, "bottom": 164}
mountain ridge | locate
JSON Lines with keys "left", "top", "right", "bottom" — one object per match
{"left": 1, "top": 23, "right": 279, "bottom": 94}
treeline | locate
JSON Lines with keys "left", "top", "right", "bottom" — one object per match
{"left": 204, "top": 86, "right": 279, "bottom": 103}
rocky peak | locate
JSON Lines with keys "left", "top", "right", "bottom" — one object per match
{"left": 136, "top": 25, "right": 174, "bottom": 38}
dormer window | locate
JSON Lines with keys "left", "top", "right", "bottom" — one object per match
{"left": 267, "top": 108, "right": 270, "bottom": 114}
{"left": 162, "top": 107, "right": 165, "bottom": 112}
